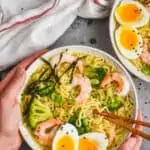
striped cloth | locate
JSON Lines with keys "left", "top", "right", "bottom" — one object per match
{"left": 0, "top": 0, "right": 113, "bottom": 70}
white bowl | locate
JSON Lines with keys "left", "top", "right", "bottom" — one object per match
{"left": 109, "top": 0, "right": 150, "bottom": 82}
{"left": 18, "top": 45, "right": 138, "bottom": 150}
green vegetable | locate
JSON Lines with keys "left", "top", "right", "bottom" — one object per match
{"left": 67, "top": 99, "right": 76, "bottom": 105}
{"left": 51, "top": 93, "right": 64, "bottom": 105}
{"left": 82, "top": 118, "right": 88, "bottom": 127}
{"left": 36, "top": 81, "right": 54, "bottom": 96}
{"left": 82, "top": 118, "right": 91, "bottom": 133}
{"left": 21, "top": 95, "right": 33, "bottom": 115}
{"left": 25, "top": 80, "right": 55, "bottom": 96}
{"left": 107, "top": 96, "right": 123, "bottom": 112}
{"left": 131, "top": 58, "right": 150, "bottom": 76}
{"left": 90, "top": 79, "right": 100, "bottom": 85}
{"left": 85, "top": 67, "right": 107, "bottom": 87}
{"left": 68, "top": 113, "right": 91, "bottom": 135}
{"left": 77, "top": 119, "right": 91, "bottom": 134}
{"left": 77, "top": 126, "right": 85, "bottom": 134}
{"left": 68, "top": 114, "right": 78, "bottom": 125}
{"left": 141, "top": 65, "right": 150, "bottom": 76}
{"left": 85, "top": 126, "right": 91, "bottom": 132}
{"left": 28, "top": 98, "right": 53, "bottom": 128}
{"left": 95, "top": 68, "right": 107, "bottom": 83}
{"left": 38, "top": 87, "right": 54, "bottom": 96}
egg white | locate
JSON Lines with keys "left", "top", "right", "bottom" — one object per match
{"left": 79, "top": 132, "right": 108, "bottom": 150}
{"left": 115, "top": 0, "right": 149, "bottom": 27}
{"left": 115, "top": 26, "right": 143, "bottom": 59}
{"left": 52, "top": 123, "right": 79, "bottom": 150}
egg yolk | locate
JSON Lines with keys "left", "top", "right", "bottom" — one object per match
{"left": 119, "top": 28, "right": 138, "bottom": 50}
{"left": 79, "top": 138, "right": 98, "bottom": 150}
{"left": 117, "top": 4, "right": 141, "bottom": 23}
{"left": 56, "top": 135, "right": 75, "bottom": 150}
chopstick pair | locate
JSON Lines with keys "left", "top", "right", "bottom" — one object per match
{"left": 94, "top": 109, "right": 150, "bottom": 140}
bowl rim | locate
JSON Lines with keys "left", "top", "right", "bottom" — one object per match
{"left": 109, "top": 0, "right": 150, "bottom": 82}
{"left": 19, "top": 45, "right": 139, "bottom": 150}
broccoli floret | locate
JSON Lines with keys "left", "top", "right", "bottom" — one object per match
{"left": 28, "top": 98, "right": 53, "bottom": 128}
{"left": 107, "top": 96, "right": 123, "bottom": 112}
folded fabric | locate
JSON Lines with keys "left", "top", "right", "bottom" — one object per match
{"left": 0, "top": 0, "right": 113, "bottom": 71}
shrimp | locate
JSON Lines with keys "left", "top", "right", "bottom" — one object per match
{"left": 144, "top": 0, "right": 150, "bottom": 13}
{"left": 34, "top": 119, "right": 61, "bottom": 146}
{"left": 101, "top": 72, "right": 130, "bottom": 96}
{"left": 71, "top": 74, "right": 92, "bottom": 104}
{"left": 51, "top": 54, "right": 83, "bottom": 73}
{"left": 140, "top": 38, "right": 150, "bottom": 65}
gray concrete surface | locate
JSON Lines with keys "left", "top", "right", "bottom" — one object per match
{"left": 14, "top": 17, "right": 150, "bottom": 149}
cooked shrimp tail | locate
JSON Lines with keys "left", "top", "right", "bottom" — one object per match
{"left": 140, "top": 38, "right": 150, "bottom": 65}
{"left": 71, "top": 75, "right": 92, "bottom": 104}
{"left": 101, "top": 72, "right": 130, "bottom": 96}
{"left": 34, "top": 119, "right": 61, "bottom": 146}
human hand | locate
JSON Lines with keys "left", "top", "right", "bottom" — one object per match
{"left": 0, "top": 50, "right": 47, "bottom": 150}
{"left": 119, "top": 111, "right": 143, "bottom": 150}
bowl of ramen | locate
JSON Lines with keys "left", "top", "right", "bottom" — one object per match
{"left": 109, "top": 0, "right": 150, "bottom": 82}
{"left": 18, "top": 46, "right": 138, "bottom": 150}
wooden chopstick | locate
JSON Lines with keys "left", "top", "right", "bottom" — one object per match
{"left": 106, "top": 117, "right": 150, "bottom": 140}
{"left": 94, "top": 109, "right": 150, "bottom": 140}
{"left": 94, "top": 110, "right": 150, "bottom": 127}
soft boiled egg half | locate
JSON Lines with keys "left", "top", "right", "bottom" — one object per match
{"left": 115, "top": 0, "right": 149, "bottom": 27}
{"left": 52, "top": 123, "right": 108, "bottom": 150}
{"left": 52, "top": 123, "right": 79, "bottom": 150}
{"left": 79, "top": 133, "right": 108, "bottom": 150}
{"left": 115, "top": 26, "right": 143, "bottom": 59}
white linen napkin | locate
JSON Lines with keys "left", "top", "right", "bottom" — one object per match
{"left": 0, "top": 0, "right": 113, "bottom": 70}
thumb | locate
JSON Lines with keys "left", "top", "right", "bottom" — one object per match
{"left": 13, "top": 133, "right": 22, "bottom": 150}
{"left": 1, "top": 67, "right": 26, "bottom": 107}
{"left": 4, "top": 103, "right": 22, "bottom": 136}
{"left": 119, "top": 137, "right": 137, "bottom": 150}
{"left": 11, "top": 103, "right": 21, "bottom": 128}
{"left": 133, "top": 136, "right": 143, "bottom": 150}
